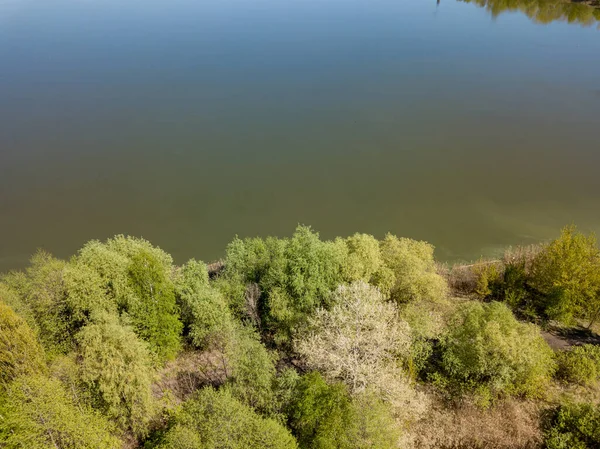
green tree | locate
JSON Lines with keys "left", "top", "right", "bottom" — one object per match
{"left": 155, "top": 387, "right": 298, "bottom": 449}
{"left": 175, "top": 259, "right": 234, "bottom": 349}
{"left": 556, "top": 344, "right": 600, "bottom": 386}
{"left": 2, "top": 252, "right": 113, "bottom": 354}
{"left": 76, "top": 313, "right": 155, "bottom": 436}
{"left": 0, "top": 375, "right": 120, "bottom": 449}
{"left": 436, "top": 301, "right": 556, "bottom": 400}
{"left": 0, "top": 300, "right": 46, "bottom": 390}
{"left": 531, "top": 226, "right": 600, "bottom": 325}
{"left": 379, "top": 235, "right": 447, "bottom": 304}
{"left": 287, "top": 372, "right": 399, "bottom": 449}
{"left": 76, "top": 236, "right": 182, "bottom": 360}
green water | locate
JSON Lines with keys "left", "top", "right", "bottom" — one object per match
{"left": 1, "top": 0, "right": 599, "bottom": 271}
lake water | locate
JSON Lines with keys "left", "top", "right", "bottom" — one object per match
{"left": 1, "top": 0, "right": 599, "bottom": 272}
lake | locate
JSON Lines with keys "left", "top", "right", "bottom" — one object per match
{"left": 1, "top": 0, "right": 599, "bottom": 272}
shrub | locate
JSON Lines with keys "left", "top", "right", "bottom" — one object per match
{"left": 436, "top": 301, "right": 556, "bottom": 400}
{"left": 473, "top": 261, "right": 502, "bottom": 299}
{"left": 556, "top": 344, "right": 600, "bottom": 386}
{"left": 530, "top": 226, "right": 600, "bottom": 325}
{"left": 154, "top": 387, "right": 298, "bottom": 449}
{"left": 287, "top": 372, "right": 399, "bottom": 449}
{"left": 340, "top": 233, "right": 384, "bottom": 284}
{"left": 0, "top": 375, "right": 120, "bottom": 449}
{"left": 76, "top": 313, "right": 155, "bottom": 436}
{"left": 379, "top": 234, "right": 447, "bottom": 304}
{"left": 0, "top": 300, "right": 46, "bottom": 390}
{"left": 545, "top": 402, "right": 600, "bottom": 449}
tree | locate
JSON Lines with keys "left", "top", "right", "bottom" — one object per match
{"left": 0, "top": 300, "right": 46, "bottom": 390}
{"left": 545, "top": 402, "right": 600, "bottom": 449}
{"left": 436, "top": 301, "right": 556, "bottom": 400}
{"left": 2, "top": 252, "right": 113, "bottom": 354}
{"left": 339, "top": 233, "right": 383, "bottom": 284}
{"left": 287, "top": 372, "right": 399, "bottom": 449}
{"left": 76, "top": 313, "right": 155, "bottom": 436}
{"left": 154, "top": 387, "right": 298, "bottom": 449}
{"left": 379, "top": 235, "right": 447, "bottom": 304}
{"left": 0, "top": 375, "right": 120, "bottom": 449}
{"left": 76, "top": 236, "right": 182, "bottom": 360}
{"left": 295, "top": 282, "right": 423, "bottom": 419}
{"left": 530, "top": 226, "right": 600, "bottom": 325}
{"left": 175, "top": 259, "right": 234, "bottom": 349}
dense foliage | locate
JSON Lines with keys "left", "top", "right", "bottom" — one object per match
{"left": 1, "top": 226, "right": 599, "bottom": 449}
{"left": 433, "top": 301, "right": 556, "bottom": 400}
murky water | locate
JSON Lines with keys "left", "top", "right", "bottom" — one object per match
{"left": 1, "top": 0, "right": 599, "bottom": 271}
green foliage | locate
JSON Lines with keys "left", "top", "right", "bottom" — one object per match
{"left": 0, "top": 300, "right": 46, "bottom": 390}
{"left": 287, "top": 372, "right": 399, "bottom": 449}
{"left": 2, "top": 252, "right": 112, "bottom": 354}
{"left": 221, "top": 226, "right": 346, "bottom": 346}
{"left": 340, "top": 233, "right": 383, "bottom": 283}
{"left": 155, "top": 387, "right": 298, "bottom": 449}
{"left": 556, "top": 344, "right": 600, "bottom": 386}
{"left": 436, "top": 301, "right": 556, "bottom": 400}
{"left": 77, "top": 313, "right": 155, "bottom": 436}
{"left": 0, "top": 375, "right": 120, "bottom": 449}
{"left": 127, "top": 249, "right": 182, "bottom": 360}
{"left": 531, "top": 226, "right": 600, "bottom": 324}
{"left": 175, "top": 259, "right": 234, "bottom": 349}
{"left": 380, "top": 234, "right": 447, "bottom": 304}
{"left": 77, "top": 236, "right": 182, "bottom": 360}
{"left": 226, "top": 326, "right": 277, "bottom": 415}
{"left": 473, "top": 261, "right": 502, "bottom": 299}
{"left": 545, "top": 402, "right": 600, "bottom": 449}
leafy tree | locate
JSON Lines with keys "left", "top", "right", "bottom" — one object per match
{"left": 287, "top": 372, "right": 399, "bottom": 449}
{"left": 339, "top": 233, "right": 383, "bottom": 283}
{"left": 545, "top": 402, "right": 600, "bottom": 449}
{"left": 76, "top": 313, "right": 155, "bottom": 436}
{"left": 556, "top": 344, "right": 600, "bottom": 386}
{"left": 0, "top": 375, "right": 120, "bottom": 449}
{"left": 76, "top": 236, "right": 182, "bottom": 360}
{"left": 226, "top": 326, "right": 277, "bottom": 415}
{"left": 295, "top": 282, "right": 422, "bottom": 418}
{"left": 530, "top": 226, "right": 600, "bottom": 325}
{"left": 2, "top": 252, "right": 112, "bottom": 354}
{"left": 175, "top": 259, "right": 234, "bottom": 349}
{"left": 379, "top": 235, "right": 447, "bottom": 304}
{"left": 154, "top": 387, "right": 298, "bottom": 449}
{"left": 220, "top": 226, "right": 346, "bottom": 346}
{"left": 0, "top": 300, "right": 46, "bottom": 390}
{"left": 127, "top": 249, "right": 182, "bottom": 360}
{"left": 435, "top": 301, "right": 556, "bottom": 400}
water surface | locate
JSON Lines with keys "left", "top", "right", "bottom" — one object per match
{"left": 1, "top": 0, "right": 599, "bottom": 271}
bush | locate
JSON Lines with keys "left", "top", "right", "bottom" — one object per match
{"left": 545, "top": 402, "right": 600, "bottom": 449}
{"left": 436, "top": 301, "right": 556, "bottom": 400}
{"left": 380, "top": 234, "right": 447, "bottom": 304}
{"left": 0, "top": 300, "right": 46, "bottom": 390}
{"left": 77, "top": 313, "right": 155, "bottom": 436}
{"left": 154, "top": 387, "right": 298, "bottom": 449}
{"left": 340, "top": 233, "right": 384, "bottom": 284}
{"left": 287, "top": 372, "right": 399, "bottom": 449}
{"left": 0, "top": 375, "right": 120, "bottom": 449}
{"left": 77, "top": 236, "right": 182, "bottom": 360}
{"left": 556, "top": 344, "right": 600, "bottom": 386}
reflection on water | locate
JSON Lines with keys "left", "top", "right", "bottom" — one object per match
{"left": 461, "top": 0, "right": 600, "bottom": 25}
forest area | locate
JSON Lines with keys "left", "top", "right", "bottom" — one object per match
{"left": 1, "top": 225, "right": 600, "bottom": 449}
